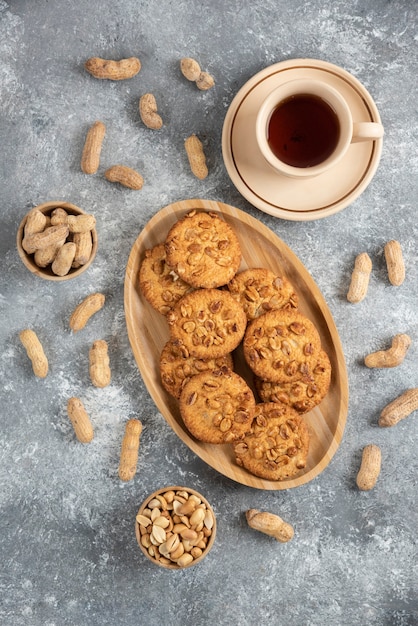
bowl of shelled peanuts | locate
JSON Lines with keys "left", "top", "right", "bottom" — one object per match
{"left": 16, "top": 201, "right": 98, "bottom": 281}
{"left": 135, "top": 485, "right": 217, "bottom": 569}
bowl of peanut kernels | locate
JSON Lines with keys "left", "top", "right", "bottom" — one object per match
{"left": 135, "top": 485, "right": 217, "bottom": 569}
{"left": 16, "top": 201, "right": 98, "bottom": 281}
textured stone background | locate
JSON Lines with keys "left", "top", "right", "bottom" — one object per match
{"left": 1, "top": 1, "right": 417, "bottom": 624}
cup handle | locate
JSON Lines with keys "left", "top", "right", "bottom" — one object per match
{"left": 352, "top": 122, "right": 384, "bottom": 143}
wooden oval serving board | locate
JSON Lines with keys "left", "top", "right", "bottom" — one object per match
{"left": 124, "top": 199, "right": 349, "bottom": 490}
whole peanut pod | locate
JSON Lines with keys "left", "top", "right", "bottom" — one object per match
{"left": 118, "top": 418, "right": 143, "bottom": 481}
{"left": 34, "top": 239, "right": 66, "bottom": 268}
{"left": 67, "top": 397, "right": 94, "bottom": 443}
{"left": 384, "top": 240, "right": 405, "bottom": 286}
{"left": 19, "top": 329, "right": 48, "bottom": 378}
{"left": 69, "top": 292, "right": 105, "bottom": 332}
{"left": 81, "top": 121, "right": 106, "bottom": 174}
{"left": 246, "top": 509, "right": 294, "bottom": 543}
{"left": 184, "top": 134, "right": 208, "bottom": 179}
{"left": 51, "top": 241, "right": 76, "bottom": 276}
{"left": 50, "top": 207, "right": 68, "bottom": 224}
{"left": 180, "top": 57, "right": 201, "bottom": 81}
{"left": 139, "top": 93, "right": 163, "bottom": 129}
{"left": 84, "top": 57, "right": 141, "bottom": 80}
{"left": 67, "top": 214, "right": 96, "bottom": 234}
{"left": 196, "top": 71, "right": 215, "bottom": 91}
{"left": 180, "top": 57, "right": 215, "bottom": 90}
{"left": 89, "top": 339, "right": 111, "bottom": 387}
{"left": 24, "top": 209, "right": 47, "bottom": 237}
{"left": 364, "top": 333, "right": 411, "bottom": 368}
{"left": 356, "top": 444, "right": 381, "bottom": 490}
{"left": 72, "top": 231, "right": 93, "bottom": 267}
{"left": 22, "top": 224, "right": 69, "bottom": 254}
{"left": 347, "top": 252, "right": 372, "bottom": 303}
{"left": 379, "top": 388, "right": 418, "bottom": 427}
{"left": 104, "top": 165, "right": 144, "bottom": 190}
{"left": 51, "top": 208, "right": 96, "bottom": 234}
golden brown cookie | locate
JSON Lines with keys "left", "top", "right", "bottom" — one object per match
{"left": 160, "top": 339, "right": 234, "bottom": 399}
{"left": 139, "top": 243, "right": 193, "bottom": 315}
{"left": 167, "top": 288, "right": 247, "bottom": 359}
{"left": 227, "top": 268, "right": 298, "bottom": 320}
{"left": 232, "top": 402, "right": 310, "bottom": 480}
{"left": 243, "top": 309, "right": 321, "bottom": 384}
{"left": 255, "top": 349, "right": 332, "bottom": 414}
{"left": 179, "top": 368, "right": 255, "bottom": 444}
{"left": 164, "top": 210, "right": 242, "bottom": 288}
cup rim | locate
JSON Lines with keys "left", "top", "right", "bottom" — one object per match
{"left": 255, "top": 78, "right": 353, "bottom": 178}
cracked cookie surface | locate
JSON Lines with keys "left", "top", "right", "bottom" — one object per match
{"left": 232, "top": 402, "right": 310, "bottom": 480}
{"left": 243, "top": 309, "right": 322, "bottom": 384}
{"left": 255, "top": 349, "right": 332, "bottom": 414}
{"left": 167, "top": 288, "right": 247, "bottom": 359}
{"left": 160, "top": 339, "right": 234, "bottom": 399}
{"left": 227, "top": 267, "right": 298, "bottom": 320}
{"left": 164, "top": 210, "right": 242, "bottom": 288}
{"left": 179, "top": 367, "right": 256, "bottom": 444}
{"left": 139, "top": 243, "right": 193, "bottom": 315}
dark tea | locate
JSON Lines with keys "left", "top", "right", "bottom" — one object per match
{"left": 267, "top": 94, "right": 340, "bottom": 168}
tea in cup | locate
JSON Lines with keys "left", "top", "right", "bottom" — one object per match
{"left": 255, "top": 79, "right": 384, "bottom": 178}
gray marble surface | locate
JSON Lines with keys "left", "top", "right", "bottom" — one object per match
{"left": 1, "top": 1, "right": 417, "bottom": 625}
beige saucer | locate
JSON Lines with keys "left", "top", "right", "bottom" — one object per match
{"left": 222, "top": 59, "right": 383, "bottom": 221}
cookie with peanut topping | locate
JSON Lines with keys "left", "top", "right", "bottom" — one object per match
{"left": 167, "top": 288, "right": 247, "bottom": 359}
{"left": 243, "top": 309, "right": 321, "bottom": 384}
{"left": 160, "top": 339, "right": 234, "bottom": 399}
{"left": 179, "top": 367, "right": 256, "bottom": 444}
{"left": 232, "top": 402, "right": 310, "bottom": 480}
{"left": 139, "top": 243, "right": 193, "bottom": 315}
{"left": 164, "top": 210, "right": 242, "bottom": 288}
{"left": 227, "top": 267, "right": 298, "bottom": 320}
{"left": 255, "top": 349, "right": 332, "bottom": 414}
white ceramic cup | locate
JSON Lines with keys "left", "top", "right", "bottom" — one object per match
{"left": 255, "top": 78, "right": 384, "bottom": 179}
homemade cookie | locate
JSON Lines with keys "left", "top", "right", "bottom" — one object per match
{"left": 243, "top": 309, "right": 322, "bottom": 384}
{"left": 160, "top": 339, "right": 234, "bottom": 399}
{"left": 167, "top": 288, "right": 247, "bottom": 359}
{"left": 255, "top": 349, "right": 332, "bottom": 414}
{"left": 164, "top": 210, "right": 242, "bottom": 288}
{"left": 179, "top": 368, "right": 256, "bottom": 444}
{"left": 227, "top": 268, "right": 298, "bottom": 320}
{"left": 232, "top": 402, "right": 310, "bottom": 480}
{"left": 139, "top": 243, "right": 193, "bottom": 315}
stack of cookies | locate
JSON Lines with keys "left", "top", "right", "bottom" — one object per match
{"left": 138, "top": 210, "right": 331, "bottom": 481}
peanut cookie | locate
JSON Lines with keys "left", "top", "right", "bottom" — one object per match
{"left": 243, "top": 309, "right": 321, "bottom": 384}
{"left": 164, "top": 210, "right": 242, "bottom": 288}
{"left": 255, "top": 349, "right": 332, "bottom": 414}
{"left": 232, "top": 402, "right": 310, "bottom": 480}
{"left": 139, "top": 243, "right": 193, "bottom": 315}
{"left": 179, "top": 368, "right": 256, "bottom": 444}
{"left": 227, "top": 268, "right": 298, "bottom": 320}
{"left": 160, "top": 339, "right": 234, "bottom": 399}
{"left": 167, "top": 288, "right": 247, "bottom": 359}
